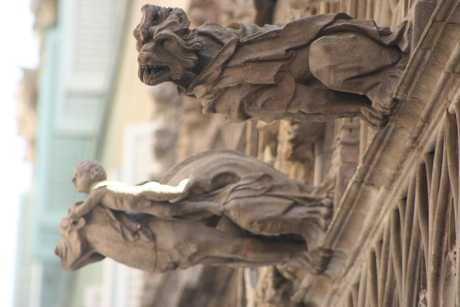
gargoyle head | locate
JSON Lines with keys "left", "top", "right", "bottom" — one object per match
{"left": 134, "top": 5, "right": 202, "bottom": 86}
{"left": 55, "top": 217, "right": 105, "bottom": 271}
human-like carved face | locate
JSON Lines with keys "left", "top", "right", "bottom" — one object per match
{"left": 72, "top": 165, "right": 96, "bottom": 194}
{"left": 134, "top": 5, "right": 202, "bottom": 87}
{"left": 138, "top": 40, "right": 174, "bottom": 86}
{"left": 55, "top": 217, "right": 105, "bottom": 271}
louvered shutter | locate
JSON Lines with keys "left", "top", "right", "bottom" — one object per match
{"left": 55, "top": 0, "right": 116, "bottom": 133}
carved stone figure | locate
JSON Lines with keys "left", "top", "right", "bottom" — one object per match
{"left": 56, "top": 151, "right": 332, "bottom": 273}
{"left": 134, "top": 5, "right": 410, "bottom": 128}
{"left": 56, "top": 205, "right": 312, "bottom": 272}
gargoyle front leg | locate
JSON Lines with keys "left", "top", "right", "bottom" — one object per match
{"left": 68, "top": 188, "right": 105, "bottom": 220}
{"left": 285, "top": 82, "right": 386, "bottom": 128}
{"left": 302, "top": 247, "right": 333, "bottom": 274}
{"left": 309, "top": 33, "right": 404, "bottom": 116}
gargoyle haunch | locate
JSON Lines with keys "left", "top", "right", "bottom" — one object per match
{"left": 134, "top": 5, "right": 410, "bottom": 128}
{"left": 56, "top": 151, "right": 332, "bottom": 273}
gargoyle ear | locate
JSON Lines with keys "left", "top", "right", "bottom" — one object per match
{"left": 155, "top": 7, "right": 190, "bottom": 35}
{"left": 73, "top": 217, "right": 86, "bottom": 230}
{"left": 90, "top": 169, "right": 99, "bottom": 180}
{"left": 171, "top": 7, "right": 189, "bottom": 28}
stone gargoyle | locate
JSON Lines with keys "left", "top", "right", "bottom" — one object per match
{"left": 55, "top": 150, "right": 332, "bottom": 273}
{"left": 134, "top": 5, "right": 411, "bottom": 128}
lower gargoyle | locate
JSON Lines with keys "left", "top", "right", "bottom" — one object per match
{"left": 56, "top": 150, "right": 333, "bottom": 273}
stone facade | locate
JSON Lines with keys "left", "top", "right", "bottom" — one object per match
{"left": 135, "top": 0, "right": 460, "bottom": 306}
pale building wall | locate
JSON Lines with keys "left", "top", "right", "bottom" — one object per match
{"left": 100, "top": 0, "right": 190, "bottom": 174}
{"left": 94, "top": 2, "right": 190, "bottom": 307}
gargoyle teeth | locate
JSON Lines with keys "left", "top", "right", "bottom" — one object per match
{"left": 138, "top": 63, "right": 169, "bottom": 84}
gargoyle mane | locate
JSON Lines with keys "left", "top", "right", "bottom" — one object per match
{"left": 134, "top": 5, "right": 199, "bottom": 52}
{"left": 134, "top": 4, "right": 203, "bottom": 84}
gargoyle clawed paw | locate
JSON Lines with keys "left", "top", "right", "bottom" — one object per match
{"left": 302, "top": 247, "right": 333, "bottom": 275}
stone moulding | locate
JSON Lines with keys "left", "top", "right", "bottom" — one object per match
{"left": 299, "top": 0, "right": 460, "bottom": 304}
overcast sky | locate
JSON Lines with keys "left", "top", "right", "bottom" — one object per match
{"left": 0, "top": 0, "right": 37, "bottom": 306}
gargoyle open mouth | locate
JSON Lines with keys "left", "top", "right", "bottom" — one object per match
{"left": 55, "top": 241, "right": 66, "bottom": 259}
{"left": 139, "top": 64, "right": 171, "bottom": 86}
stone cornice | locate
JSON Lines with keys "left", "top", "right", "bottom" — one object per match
{"left": 313, "top": 0, "right": 460, "bottom": 303}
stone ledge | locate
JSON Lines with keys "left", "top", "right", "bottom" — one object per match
{"left": 298, "top": 0, "right": 460, "bottom": 304}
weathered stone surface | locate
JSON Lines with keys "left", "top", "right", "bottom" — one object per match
{"left": 301, "top": 0, "right": 460, "bottom": 305}
{"left": 134, "top": 5, "right": 412, "bottom": 128}
{"left": 56, "top": 150, "right": 333, "bottom": 273}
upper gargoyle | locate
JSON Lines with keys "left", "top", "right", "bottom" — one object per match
{"left": 134, "top": 5, "right": 411, "bottom": 128}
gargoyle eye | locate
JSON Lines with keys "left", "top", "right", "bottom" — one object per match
{"left": 152, "top": 11, "right": 159, "bottom": 23}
